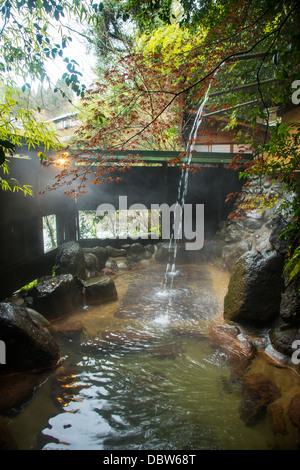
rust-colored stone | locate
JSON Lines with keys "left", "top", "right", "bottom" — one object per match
{"left": 240, "top": 373, "right": 281, "bottom": 426}
{"left": 289, "top": 393, "right": 300, "bottom": 429}
{"left": 268, "top": 401, "right": 288, "bottom": 435}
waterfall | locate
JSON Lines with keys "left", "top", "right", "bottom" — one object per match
{"left": 155, "top": 79, "right": 215, "bottom": 325}
{"left": 164, "top": 82, "right": 213, "bottom": 288}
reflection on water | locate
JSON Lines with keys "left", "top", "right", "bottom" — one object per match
{"left": 5, "top": 263, "right": 300, "bottom": 450}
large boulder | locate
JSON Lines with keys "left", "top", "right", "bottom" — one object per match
{"left": 84, "top": 277, "right": 118, "bottom": 306}
{"left": 25, "top": 274, "right": 84, "bottom": 320}
{"left": 0, "top": 302, "right": 61, "bottom": 373}
{"left": 55, "top": 241, "right": 86, "bottom": 280}
{"left": 224, "top": 249, "right": 284, "bottom": 326}
{"left": 82, "top": 246, "right": 109, "bottom": 270}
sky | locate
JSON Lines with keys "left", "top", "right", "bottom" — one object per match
{"left": 45, "top": 17, "right": 97, "bottom": 89}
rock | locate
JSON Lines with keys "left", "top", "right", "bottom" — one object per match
{"left": 224, "top": 249, "right": 284, "bottom": 326}
{"left": 269, "top": 214, "right": 291, "bottom": 255}
{"left": 25, "top": 274, "right": 84, "bottom": 320}
{"left": 171, "top": 327, "right": 207, "bottom": 341}
{"left": 106, "top": 246, "right": 128, "bottom": 258}
{"left": 101, "top": 267, "right": 117, "bottom": 276}
{"left": 128, "top": 243, "right": 149, "bottom": 261}
{"left": 154, "top": 243, "right": 170, "bottom": 262}
{"left": 269, "top": 325, "right": 300, "bottom": 356}
{"left": 239, "top": 373, "right": 281, "bottom": 426}
{"left": 243, "top": 217, "right": 263, "bottom": 230}
{"left": 84, "top": 277, "right": 118, "bottom": 306}
{"left": 25, "top": 307, "right": 51, "bottom": 328}
{"left": 222, "top": 240, "right": 250, "bottom": 271}
{"left": 0, "top": 302, "right": 61, "bottom": 373}
{"left": 86, "top": 246, "right": 109, "bottom": 270}
{"left": 53, "top": 320, "right": 85, "bottom": 337}
{"left": 209, "top": 323, "right": 256, "bottom": 378}
{"left": 289, "top": 393, "right": 300, "bottom": 428}
{"left": 83, "top": 252, "right": 100, "bottom": 278}
{"left": 223, "top": 224, "right": 242, "bottom": 243}
{"left": 55, "top": 241, "right": 86, "bottom": 280}
{"left": 105, "top": 257, "right": 127, "bottom": 269}
{"left": 280, "top": 284, "right": 300, "bottom": 324}
{"left": 149, "top": 343, "right": 183, "bottom": 360}
{"left": 268, "top": 401, "right": 288, "bottom": 435}
{"left": 0, "top": 372, "right": 45, "bottom": 416}
{"left": 200, "top": 240, "right": 223, "bottom": 261}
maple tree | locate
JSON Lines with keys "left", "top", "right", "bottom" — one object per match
{"left": 0, "top": 0, "right": 101, "bottom": 194}
{"left": 48, "top": 0, "right": 299, "bottom": 191}
{"left": 44, "top": 0, "right": 300, "bottom": 290}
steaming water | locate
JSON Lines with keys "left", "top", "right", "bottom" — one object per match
{"left": 5, "top": 263, "right": 300, "bottom": 450}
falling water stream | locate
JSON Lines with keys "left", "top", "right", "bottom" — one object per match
{"left": 160, "top": 81, "right": 214, "bottom": 325}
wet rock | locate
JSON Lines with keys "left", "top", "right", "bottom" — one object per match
{"left": 149, "top": 343, "right": 183, "bottom": 360}
{"left": 84, "top": 277, "right": 118, "bottom": 306}
{"left": 171, "top": 327, "right": 207, "bottom": 341}
{"left": 209, "top": 323, "right": 256, "bottom": 378}
{"left": 25, "top": 274, "right": 84, "bottom": 320}
{"left": 53, "top": 320, "right": 85, "bottom": 338}
{"left": 55, "top": 241, "right": 86, "bottom": 280}
{"left": 222, "top": 240, "right": 250, "bottom": 271}
{"left": 101, "top": 267, "right": 117, "bottom": 276}
{"left": 239, "top": 373, "right": 281, "bottom": 426}
{"left": 0, "top": 302, "right": 61, "bottom": 373}
{"left": 0, "top": 371, "right": 46, "bottom": 416}
{"left": 280, "top": 284, "right": 300, "bottom": 324}
{"left": 105, "top": 256, "right": 127, "bottom": 269}
{"left": 224, "top": 249, "right": 284, "bottom": 326}
{"left": 269, "top": 324, "right": 300, "bottom": 356}
{"left": 83, "top": 252, "right": 100, "bottom": 278}
{"left": 154, "top": 243, "right": 170, "bottom": 262}
{"left": 128, "top": 243, "right": 152, "bottom": 262}
{"left": 83, "top": 246, "right": 109, "bottom": 270}
{"left": 268, "top": 401, "right": 288, "bottom": 435}
{"left": 106, "top": 246, "right": 127, "bottom": 258}
{"left": 243, "top": 217, "right": 263, "bottom": 230}
{"left": 200, "top": 240, "right": 223, "bottom": 262}
{"left": 269, "top": 214, "right": 290, "bottom": 255}
{"left": 288, "top": 393, "right": 300, "bottom": 429}
{"left": 223, "top": 224, "right": 242, "bottom": 243}
{"left": 25, "top": 307, "right": 51, "bottom": 328}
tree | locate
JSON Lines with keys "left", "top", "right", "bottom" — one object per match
{"left": 45, "top": 0, "right": 300, "bottom": 290}
{"left": 0, "top": 0, "right": 101, "bottom": 194}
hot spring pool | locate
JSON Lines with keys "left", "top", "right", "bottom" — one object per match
{"left": 4, "top": 263, "right": 300, "bottom": 450}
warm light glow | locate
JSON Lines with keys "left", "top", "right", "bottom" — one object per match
{"left": 55, "top": 153, "right": 69, "bottom": 167}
